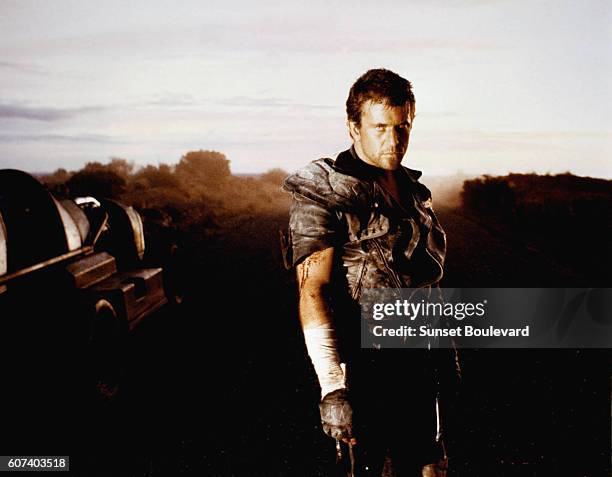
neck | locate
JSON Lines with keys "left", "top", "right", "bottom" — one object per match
{"left": 377, "top": 169, "right": 398, "bottom": 192}
{"left": 379, "top": 168, "right": 395, "bottom": 182}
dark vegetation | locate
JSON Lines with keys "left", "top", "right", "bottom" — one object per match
{"left": 34, "top": 156, "right": 610, "bottom": 476}
{"left": 459, "top": 173, "right": 611, "bottom": 285}
{"left": 41, "top": 152, "right": 291, "bottom": 227}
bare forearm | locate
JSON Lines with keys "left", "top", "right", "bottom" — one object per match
{"left": 296, "top": 248, "right": 346, "bottom": 398}
{"left": 296, "top": 247, "right": 335, "bottom": 328}
{"left": 299, "top": 284, "right": 334, "bottom": 329}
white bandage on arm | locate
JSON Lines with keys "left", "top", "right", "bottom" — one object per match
{"left": 303, "top": 323, "right": 347, "bottom": 400}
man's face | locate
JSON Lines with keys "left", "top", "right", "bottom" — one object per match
{"left": 348, "top": 100, "right": 413, "bottom": 171}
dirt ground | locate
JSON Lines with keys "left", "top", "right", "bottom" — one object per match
{"left": 5, "top": 205, "right": 608, "bottom": 476}
{"left": 84, "top": 207, "right": 608, "bottom": 477}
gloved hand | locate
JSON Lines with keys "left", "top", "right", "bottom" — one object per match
{"left": 319, "top": 388, "right": 354, "bottom": 442}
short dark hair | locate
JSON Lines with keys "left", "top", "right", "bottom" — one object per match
{"left": 346, "top": 68, "right": 415, "bottom": 125}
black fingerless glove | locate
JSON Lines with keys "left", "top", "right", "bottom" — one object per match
{"left": 319, "top": 388, "right": 353, "bottom": 440}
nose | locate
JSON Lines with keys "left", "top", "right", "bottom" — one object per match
{"left": 387, "top": 127, "right": 402, "bottom": 149}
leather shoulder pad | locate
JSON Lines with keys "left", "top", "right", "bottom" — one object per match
{"left": 283, "top": 159, "right": 374, "bottom": 212}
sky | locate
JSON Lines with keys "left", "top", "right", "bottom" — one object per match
{"left": 0, "top": 0, "right": 610, "bottom": 177}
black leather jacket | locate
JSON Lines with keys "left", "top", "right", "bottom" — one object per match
{"left": 282, "top": 147, "right": 446, "bottom": 301}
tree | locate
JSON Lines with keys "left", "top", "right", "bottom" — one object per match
{"left": 175, "top": 150, "right": 231, "bottom": 188}
{"left": 106, "top": 158, "right": 135, "bottom": 181}
{"left": 66, "top": 168, "right": 127, "bottom": 199}
{"left": 132, "top": 164, "right": 179, "bottom": 189}
{"left": 40, "top": 168, "right": 73, "bottom": 198}
{"left": 259, "top": 168, "right": 289, "bottom": 185}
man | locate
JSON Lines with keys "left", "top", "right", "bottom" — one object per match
{"left": 282, "top": 69, "right": 458, "bottom": 476}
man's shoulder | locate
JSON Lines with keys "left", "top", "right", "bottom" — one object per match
{"left": 282, "top": 155, "right": 374, "bottom": 211}
{"left": 282, "top": 157, "right": 335, "bottom": 194}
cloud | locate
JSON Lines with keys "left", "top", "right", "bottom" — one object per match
{"left": 2, "top": 17, "right": 503, "bottom": 62}
{"left": 0, "top": 133, "right": 127, "bottom": 145}
{"left": 212, "top": 96, "right": 334, "bottom": 110}
{"left": 136, "top": 94, "right": 335, "bottom": 111}
{"left": 143, "top": 94, "right": 197, "bottom": 108}
{"left": 418, "top": 111, "right": 461, "bottom": 119}
{"left": 0, "top": 103, "right": 104, "bottom": 122}
{"left": 0, "top": 60, "right": 47, "bottom": 75}
{"left": 415, "top": 129, "right": 612, "bottom": 153}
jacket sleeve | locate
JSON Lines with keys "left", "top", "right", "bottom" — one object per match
{"left": 281, "top": 161, "right": 344, "bottom": 268}
{"left": 287, "top": 193, "right": 342, "bottom": 268}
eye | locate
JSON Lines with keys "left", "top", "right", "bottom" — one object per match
{"left": 375, "top": 125, "right": 385, "bottom": 131}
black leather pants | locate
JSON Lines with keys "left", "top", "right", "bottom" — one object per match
{"left": 344, "top": 350, "right": 448, "bottom": 477}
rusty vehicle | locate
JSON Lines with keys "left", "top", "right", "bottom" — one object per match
{"left": 0, "top": 169, "right": 179, "bottom": 438}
